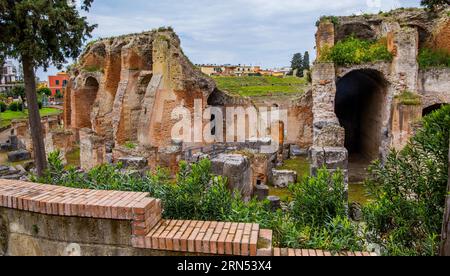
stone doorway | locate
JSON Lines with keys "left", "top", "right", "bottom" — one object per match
{"left": 335, "top": 69, "right": 388, "bottom": 165}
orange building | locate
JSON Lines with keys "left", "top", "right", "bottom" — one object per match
{"left": 48, "top": 72, "right": 69, "bottom": 96}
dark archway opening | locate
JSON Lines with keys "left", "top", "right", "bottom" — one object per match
{"left": 335, "top": 69, "right": 388, "bottom": 162}
{"left": 423, "top": 103, "right": 449, "bottom": 117}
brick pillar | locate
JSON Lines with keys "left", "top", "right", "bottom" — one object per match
{"left": 440, "top": 139, "right": 450, "bottom": 256}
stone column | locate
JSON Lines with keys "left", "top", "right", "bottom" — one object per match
{"left": 79, "top": 128, "right": 106, "bottom": 170}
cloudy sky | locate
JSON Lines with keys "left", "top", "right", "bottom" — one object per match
{"left": 36, "top": 0, "right": 422, "bottom": 80}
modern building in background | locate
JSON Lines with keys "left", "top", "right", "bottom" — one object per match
{"left": 198, "top": 64, "right": 290, "bottom": 77}
{"left": 0, "top": 60, "right": 19, "bottom": 92}
{"left": 48, "top": 72, "right": 69, "bottom": 96}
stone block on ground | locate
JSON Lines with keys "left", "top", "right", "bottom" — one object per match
{"left": 268, "top": 196, "right": 281, "bottom": 211}
{"left": 117, "top": 156, "right": 148, "bottom": 170}
{"left": 272, "top": 169, "right": 297, "bottom": 188}
{"left": 7, "top": 149, "right": 31, "bottom": 163}
{"left": 255, "top": 184, "right": 269, "bottom": 201}
{"left": 290, "top": 145, "right": 308, "bottom": 157}
{"left": 211, "top": 154, "right": 253, "bottom": 200}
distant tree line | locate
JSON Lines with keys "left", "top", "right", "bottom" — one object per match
{"left": 290, "top": 51, "right": 310, "bottom": 77}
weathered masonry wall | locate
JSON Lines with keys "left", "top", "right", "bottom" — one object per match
{"left": 311, "top": 8, "right": 450, "bottom": 181}
{"left": 419, "top": 68, "right": 450, "bottom": 109}
{"left": 0, "top": 180, "right": 373, "bottom": 256}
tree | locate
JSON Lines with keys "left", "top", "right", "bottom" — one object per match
{"left": 0, "top": 0, "right": 96, "bottom": 176}
{"left": 421, "top": 0, "right": 450, "bottom": 9}
{"left": 37, "top": 87, "right": 52, "bottom": 97}
{"left": 55, "top": 90, "right": 63, "bottom": 99}
{"left": 11, "top": 85, "right": 25, "bottom": 99}
{"left": 302, "top": 51, "right": 310, "bottom": 72}
{"left": 290, "top": 53, "right": 303, "bottom": 77}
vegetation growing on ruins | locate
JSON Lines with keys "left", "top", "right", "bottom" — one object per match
{"left": 37, "top": 153, "right": 363, "bottom": 252}
{"left": 213, "top": 76, "right": 307, "bottom": 97}
{"left": 319, "top": 37, "right": 393, "bottom": 66}
{"left": 395, "top": 91, "right": 422, "bottom": 106}
{"left": 418, "top": 48, "right": 450, "bottom": 68}
{"left": 363, "top": 105, "right": 450, "bottom": 256}
{"left": 315, "top": 16, "right": 340, "bottom": 27}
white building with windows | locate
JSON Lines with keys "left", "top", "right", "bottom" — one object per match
{"left": 0, "top": 60, "right": 19, "bottom": 92}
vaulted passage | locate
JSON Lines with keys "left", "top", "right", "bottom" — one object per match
{"left": 423, "top": 103, "right": 449, "bottom": 117}
{"left": 335, "top": 69, "right": 388, "bottom": 161}
{"left": 73, "top": 77, "right": 99, "bottom": 129}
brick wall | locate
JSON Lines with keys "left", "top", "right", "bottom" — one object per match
{"left": 0, "top": 179, "right": 373, "bottom": 256}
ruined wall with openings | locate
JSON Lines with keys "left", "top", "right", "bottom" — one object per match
{"left": 311, "top": 7, "right": 450, "bottom": 186}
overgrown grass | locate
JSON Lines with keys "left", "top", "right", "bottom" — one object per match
{"left": 0, "top": 108, "right": 62, "bottom": 128}
{"left": 418, "top": 48, "right": 450, "bottom": 69}
{"left": 213, "top": 76, "right": 307, "bottom": 97}
{"left": 395, "top": 91, "right": 422, "bottom": 106}
{"left": 319, "top": 36, "right": 393, "bottom": 66}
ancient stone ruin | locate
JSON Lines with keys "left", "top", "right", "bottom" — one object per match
{"left": 63, "top": 29, "right": 313, "bottom": 199}
{"left": 311, "top": 8, "right": 450, "bottom": 182}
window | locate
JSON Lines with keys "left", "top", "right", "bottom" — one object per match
{"left": 56, "top": 80, "right": 60, "bottom": 85}
{"left": 63, "top": 80, "right": 68, "bottom": 87}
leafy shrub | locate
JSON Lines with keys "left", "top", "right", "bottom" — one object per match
{"left": 364, "top": 105, "right": 450, "bottom": 256}
{"left": 0, "top": 102, "right": 7, "bottom": 112}
{"left": 8, "top": 101, "right": 23, "bottom": 112}
{"left": 38, "top": 100, "right": 43, "bottom": 109}
{"left": 39, "top": 154, "right": 363, "bottom": 252}
{"left": 320, "top": 36, "right": 393, "bottom": 66}
{"left": 124, "top": 141, "right": 137, "bottom": 150}
{"left": 37, "top": 87, "right": 52, "bottom": 96}
{"left": 418, "top": 48, "right": 450, "bottom": 69}
{"left": 290, "top": 169, "right": 347, "bottom": 226}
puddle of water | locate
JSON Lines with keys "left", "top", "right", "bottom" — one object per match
{"left": 348, "top": 183, "right": 372, "bottom": 205}
{"left": 66, "top": 148, "right": 80, "bottom": 168}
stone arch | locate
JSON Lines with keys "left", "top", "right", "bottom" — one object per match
{"left": 335, "top": 69, "right": 389, "bottom": 161}
{"left": 423, "top": 103, "right": 449, "bottom": 117}
{"left": 335, "top": 22, "right": 377, "bottom": 42}
{"left": 72, "top": 76, "right": 100, "bottom": 130}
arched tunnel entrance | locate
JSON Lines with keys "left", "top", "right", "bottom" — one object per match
{"left": 335, "top": 69, "right": 388, "bottom": 166}
{"left": 423, "top": 103, "right": 449, "bottom": 117}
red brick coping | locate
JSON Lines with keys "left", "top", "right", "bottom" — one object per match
{"left": 0, "top": 179, "right": 374, "bottom": 256}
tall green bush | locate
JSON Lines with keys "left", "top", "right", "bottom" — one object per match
{"left": 364, "top": 105, "right": 450, "bottom": 256}
{"left": 0, "top": 102, "right": 7, "bottom": 112}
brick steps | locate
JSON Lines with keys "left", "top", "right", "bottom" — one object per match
{"left": 132, "top": 220, "right": 263, "bottom": 256}
{"left": 273, "top": 248, "right": 376, "bottom": 257}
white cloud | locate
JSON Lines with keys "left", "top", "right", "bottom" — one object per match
{"left": 36, "top": 0, "right": 421, "bottom": 80}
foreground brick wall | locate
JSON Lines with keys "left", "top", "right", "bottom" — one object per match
{"left": 0, "top": 180, "right": 373, "bottom": 256}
